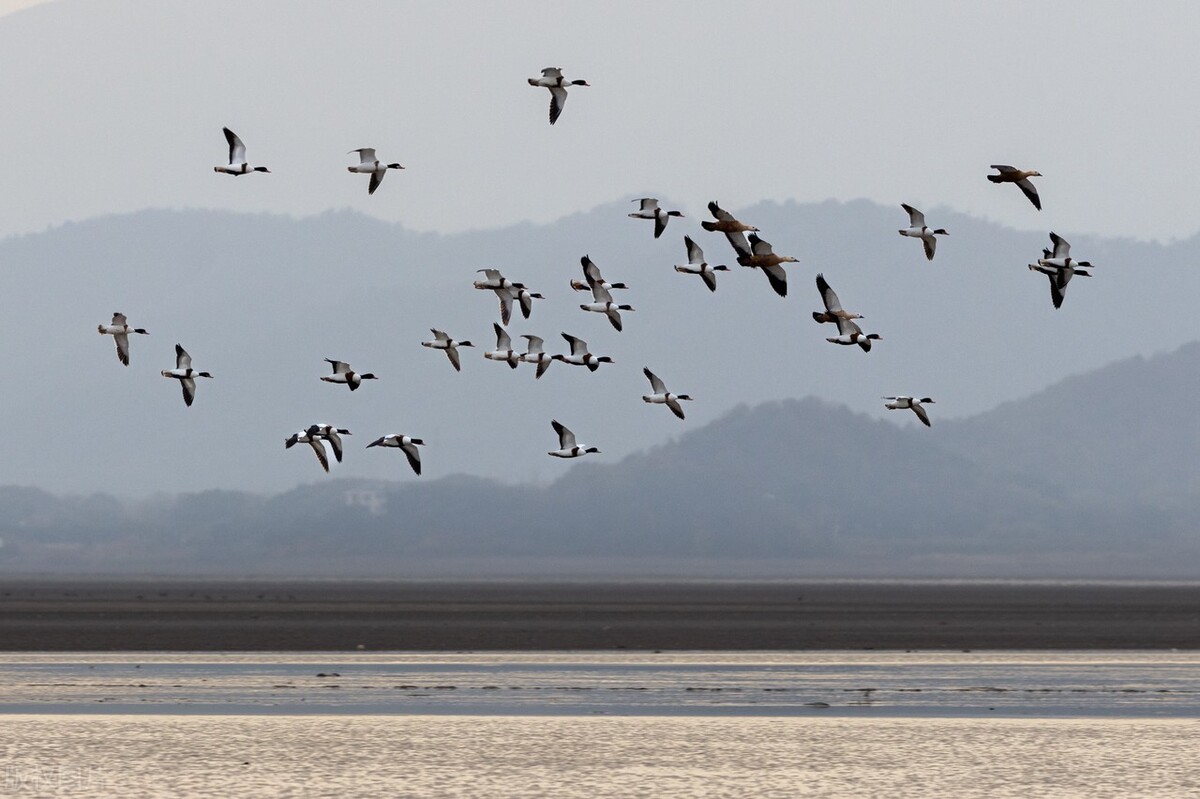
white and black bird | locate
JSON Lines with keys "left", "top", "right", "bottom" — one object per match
{"left": 527, "top": 67, "right": 589, "bottom": 125}
{"left": 826, "top": 316, "right": 882, "bottom": 352}
{"left": 552, "top": 333, "right": 613, "bottom": 372}
{"left": 214, "top": 127, "right": 270, "bottom": 175}
{"left": 320, "top": 359, "right": 378, "bottom": 391}
{"left": 306, "top": 424, "right": 352, "bottom": 463}
{"left": 1037, "top": 232, "right": 1092, "bottom": 270}
{"left": 884, "top": 396, "right": 935, "bottom": 427}
{"left": 642, "top": 368, "right": 693, "bottom": 420}
{"left": 422, "top": 329, "right": 474, "bottom": 372}
{"left": 701, "top": 200, "right": 758, "bottom": 258}
{"left": 161, "top": 344, "right": 213, "bottom": 407}
{"left": 367, "top": 433, "right": 424, "bottom": 475}
{"left": 97, "top": 312, "right": 148, "bottom": 366}
{"left": 673, "top": 236, "right": 728, "bottom": 292}
{"left": 512, "top": 284, "right": 545, "bottom": 320}
{"left": 484, "top": 323, "right": 520, "bottom": 368}
{"left": 987, "top": 165, "right": 1042, "bottom": 210}
{"left": 347, "top": 148, "right": 404, "bottom": 195}
{"left": 474, "top": 269, "right": 519, "bottom": 325}
{"left": 1029, "top": 257, "right": 1092, "bottom": 310}
{"left": 580, "top": 260, "right": 634, "bottom": 332}
{"left": 628, "top": 198, "right": 684, "bottom": 239}
{"left": 898, "top": 204, "right": 948, "bottom": 261}
{"left": 285, "top": 430, "right": 331, "bottom": 473}
{"left": 519, "top": 334, "right": 554, "bottom": 379}
{"left": 572, "top": 256, "right": 629, "bottom": 293}
{"left": 548, "top": 420, "right": 599, "bottom": 458}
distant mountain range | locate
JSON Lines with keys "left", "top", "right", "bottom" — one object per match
{"left": 3, "top": 343, "right": 1198, "bottom": 577}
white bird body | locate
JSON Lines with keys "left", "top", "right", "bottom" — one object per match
{"left": 628, "top": 198, "right": 683, "bottom": 238}
{"left": 513, "top": 285, "right": 544, "bottom": 320}
{"left": 347, "top": 148, "right": 404, "bottom": 195}
{"left": 422, "top": 329, "right": 474, "bottom": 372}
{"left": 1037, "top": 232, "right": 1092, "bottom": 270}
{"left": 367, "top": 433, "right": 424, "bottom": 475}
{"left": 1029, "top": 254, "right": 1092, "bottom": 309}
{"left": 214, "top": 127, "right": 269, "bottom": 175}
{"left": 519, "top": 334, "right": 553, "bottom": 379}
{"left": 285, "top": 430, "right": 330, "bottom": 473}
{"left": 674, "top": 236, "right": 728, "bottom": 292}
{"left": 528, "top": 67, "right": 589, "bottom": 125}
{"left": 898, "top": 204, "right": 948, "bottom": 261}
{"left": 552, "top": 333, "right": 612, "bottom": 372}
{"left": 547, "top": 419, "right": 599, "bottom": 458}
{"left": 883, "top": 396, "right": 936, "bottom": 427}
{"left": 473, "top": 268, "right": 516, "bottom": 292}
{"left": 641, "top": 368, "right": 692, "bottom": 420}
{"left": 825, "top": 323, "right": 882, "bottom": 352}
{"left": 160, "top": 344, "right": 213, "bottom": 407}
{"left": 97, "top": 312, "right": 148, "bottom": 366}
{"left": 320, "top": 358, "right": 378, "bottom": 390}
{"left": 484, "top": 323, "right": 520, "bottom": 368}
{"left": 306, "top": 423, "right": 352, "bottom": 463}
{"left": 578, "top": 256, "right": 633, "bottom": 330}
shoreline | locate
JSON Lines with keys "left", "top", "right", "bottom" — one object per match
{"left": 0, "top": 580, "right": 1197, "bottom": 651}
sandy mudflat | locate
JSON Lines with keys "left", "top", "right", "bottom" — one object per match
{"left": 0, "top": 580, "right": 1196, "bottom": 651}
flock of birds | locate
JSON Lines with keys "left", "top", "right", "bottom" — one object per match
{"left": 95, "top": 69, "right": 1096, "bottom": 476}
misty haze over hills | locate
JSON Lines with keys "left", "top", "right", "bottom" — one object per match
{"left": 2, "top": 198, "right": 1197, "bottom": 498}
{"left": 2, "top": 342, "right": 1199, "bottom": 578}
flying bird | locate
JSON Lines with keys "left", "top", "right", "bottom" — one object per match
{"left": 161, "top": 344, "right": 213, "bottom": 407}
{"left": 898, "top": 204, "right": 948, "bottom": 261}
{"left": 285, "top": 430, "right": 331, "bottom": 473}
{"left": 674, "top": 236, "right": 729, "bottom": 292}
{"left": 548, "top": 420, "right": 599, "bottom": 458}
{"left": 1037, "top": 232, "right": 1092, "bottom": 269}
{"left": 628, "top": 198, "right": 683, "bottom": 239}
{"left": 348, "top": 148, "right": 404, "bottom": 195}
{"left": 987, "top": 165, "right": 1042, "bottom": 210}
{"left": 641, "top": 368, "right": 693, "bottom": 420}
{"left": 484, "top": 323, "right": 520, "bottom": 369}
{"left": 580, "top": 278, "right": 634, "bottom": 332}
{"left": 320, "top": 359, "right": 378, "bottom": 391}
{"left": 884, "top": 396, "right": 935, "bottom": 427}
{"left": 737, "top": 233, "right": 797, "bottom": 297}
{"left": 519, "top": 334, "right": 554, "bottom": 379}
{"left": 97, "top": 312, "right": 148, "bottom": 366}
{"left": 367, "top": 433, "right": 425, "bottom": 475}
{"left": 422, "top": 329, "right": 474, "bottom": 372}
{"left": 812, "top": 274, "right": 864, "bottom": 324}
{"left": 572, "top": 256, "right": 628, "bottom": 292}
{"left": 702, "top": 201, "right": 758, "bottom": 258}
{"left": 826, "top": 316, "right": 882, "bottom": 352}
{"left": 474, "top": 269, "right": 520, "bottom": 325}
{"left": 306, "top": 424, "right": 352, "bottom": 463}
{"left": 214, "top": 127, "right": 270, "bottom": 175}
{"left": 552, "top": 333, "right": 613, "bottom": 372}
{"left": 1029, "top": 253, "right": 1092, "bottom": 310}
{"left": 512, "top": 284, "right": 545, "bottom": 320}
{"left": 527, "top": 67, "right": 589, "bottom": 125}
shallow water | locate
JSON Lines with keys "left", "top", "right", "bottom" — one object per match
{"left": 2, "top": 652, "right": 1199, "bottom": 797}
{"left": 0, "top": 651, "right": 1196, "bottom": 716}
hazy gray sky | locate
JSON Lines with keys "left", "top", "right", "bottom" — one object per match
{"left": 2, "top": 1, "right": 1199, "bottom": 242}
